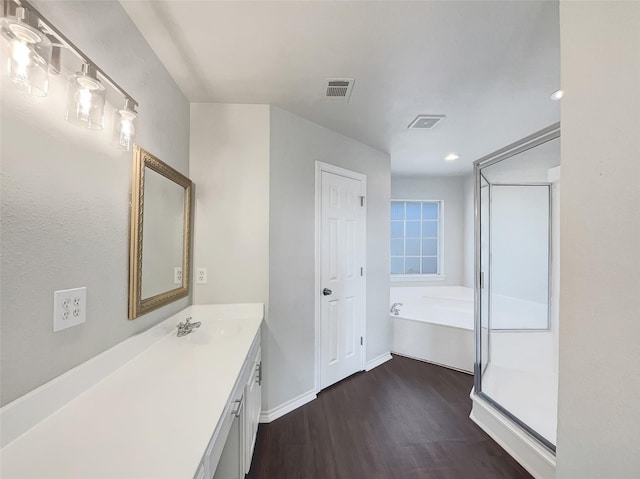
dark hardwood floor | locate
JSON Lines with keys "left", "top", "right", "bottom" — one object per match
{"left": 247, "top": 354, "right": 533, "bottom": 479}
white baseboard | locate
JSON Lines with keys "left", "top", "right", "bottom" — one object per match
{"left": 259, "top": 389, "right": 317, "bottom": 423}
{"left": 470, "top": 389, "right": 556, "bottom": 479}
{"left": 365, "top": 351, "right": 392, "bottom": 371}
{"left": 259, "top": 354, "right": 391, "bottom": 424}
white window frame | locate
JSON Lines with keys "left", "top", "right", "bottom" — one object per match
{"left": 390, "top": 199, "right": 446, "bottom": 282}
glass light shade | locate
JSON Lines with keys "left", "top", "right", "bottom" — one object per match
{"left": 115, "top": 107, "right": 137, "bottom": 151}
{"left": 66, "top": 66, "right": 106, "bottom": 130}
{"left": 0, "top": 16, "right": 52, "bottom": 96}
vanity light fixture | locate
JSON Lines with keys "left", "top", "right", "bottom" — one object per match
{"left": 0, "top": 5, "right": 51, "bottom": 96}
{"left": 445, "top": 153, "right": 460, "bottom": 161}
{"left": 1, "top": 0, "right": 139, "bottom": 144}
{"left": 550, "top": 89, "right": 564, "bottom": 101}
{"left": 66, "top": 63, "right": 105, "bottom": 129}
{"left": 115, "top": 98, "right": 137, "bottom": 151}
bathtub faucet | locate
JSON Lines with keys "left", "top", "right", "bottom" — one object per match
{"left": 390, "top": 303, "right": 403, "bottom": 315}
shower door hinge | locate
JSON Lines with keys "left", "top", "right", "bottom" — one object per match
{"left": 360, "top": 196, "right": 365, "bottom": 207}
{"left": 360, "top": 267, "right": 364, "bottom": 276}
{"left": 479, "top": 272, "right": 484, "bottom": 289}
{"left": 360, "top": 336, "right": 363, "bottom": 346}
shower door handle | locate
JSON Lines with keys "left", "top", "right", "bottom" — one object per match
{"left": 322, "top": 288, "right": 332, "bottom": 296}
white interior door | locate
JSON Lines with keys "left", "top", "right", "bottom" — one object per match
{"left": 319, "top": 167, "right": 366, "bottom": 390}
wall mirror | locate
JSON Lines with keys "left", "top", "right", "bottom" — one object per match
{"left": 129, "top": 145, "right": 192, "bottom": 319}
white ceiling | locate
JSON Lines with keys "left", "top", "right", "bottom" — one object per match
{"left": 121, "top": 1, "right": 560, "bottom": 176}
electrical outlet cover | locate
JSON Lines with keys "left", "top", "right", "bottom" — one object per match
{"left": 174, "top": 267, "right": 183, "bottom": 284}
{"left": 196, "top": 267, "right": 208, "bottom": 284}
{"left": 54, "top": 287, "right": 86, "bottom": 332}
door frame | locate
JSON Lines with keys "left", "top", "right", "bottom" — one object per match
{"left": 314, "top": 161, "right": 367, "bottom": 394}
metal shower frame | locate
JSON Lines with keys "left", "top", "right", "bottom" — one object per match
{"left": 473, "top": 122, "right": 561, "bottom": 454}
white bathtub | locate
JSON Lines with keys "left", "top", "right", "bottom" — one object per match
{"left": 391, "top": 286, "right": 474, "bottom": 374}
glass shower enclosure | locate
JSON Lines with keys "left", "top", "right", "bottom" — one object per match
{"left": 474, "top": 123, "right": 560, "bottom": 452}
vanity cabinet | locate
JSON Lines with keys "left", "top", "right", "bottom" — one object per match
{"left": 0, "top": 304, "right": 264, "bottom": 479}
{"left": 203, "top": 334, "right": 262, "bottom": 479}
{"left": 244, "top": 349, "right": 262, "bottom": 473}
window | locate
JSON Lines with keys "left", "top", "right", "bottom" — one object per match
{"left": 390, "top": 200, "right": 441, "bottom": 276}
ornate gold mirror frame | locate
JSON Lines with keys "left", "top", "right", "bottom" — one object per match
{"left": 129, "top": 145, "right": 192, "bottom": 319}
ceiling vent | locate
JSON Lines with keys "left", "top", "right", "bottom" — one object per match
{"left": 323, "top": 78, "right": 355, "bottom": 102}
{"left": 408, "top": 114, "right": 446, "bottom": 130}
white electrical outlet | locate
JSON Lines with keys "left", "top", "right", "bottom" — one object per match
{"left": 174, "top": 267, "right": 183, "bottom": 284}
{"left": 196, "top": 267, "right": 208, "bottom": 284}
{"left": 54, "top": 287, "right": 86, "bottom": 332}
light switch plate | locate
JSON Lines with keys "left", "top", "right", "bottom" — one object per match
{"left": 54, "top": 287, "right": 86, "bottom": 332}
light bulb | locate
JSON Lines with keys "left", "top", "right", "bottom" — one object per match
{"left": 114, "top": 100, "right": 137, "bottom": 151}
{"left": 119, "top": 117, "right": 134, "bottom": 150}
{"left": 8, "top": 39, "right": 32, "bottom": 87}
{"left": 76, "top": 88, "right": 92, "bottom": 121}
{"left": 9, "top": 39, "right": 31, "bottom": 65}
{"left": 65, "top": 64, "right": 105, "bottom": 129}
{"left": 0, "top": 11, "right": 52, "bottom": 97}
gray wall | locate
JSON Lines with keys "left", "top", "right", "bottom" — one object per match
{"left": 268, "top": 107, "right": 391, "bottom": 411}
{"left": 0, "top": 1, "right": 190, "bottom": 405}
{"left": 557, "top": 2, "right": 640, "bottom": 477}
{"left": 391, "top": 175, "right": 465, "bottom": 286}
{"left": 189, "top": 103, "right": 270, "bottom": 305}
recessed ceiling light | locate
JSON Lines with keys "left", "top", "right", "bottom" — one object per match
{"left": 550, "top": 89, "right": 564, "bottom": 101}
{"left": 445, "top": 153, "right": 460, "bottom": 161}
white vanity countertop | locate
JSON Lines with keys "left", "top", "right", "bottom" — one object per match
{"left": 0, "top": 303, "right": 263, "bottom": 479}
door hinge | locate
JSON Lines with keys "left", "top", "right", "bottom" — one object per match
{"left": 360, "top": 267, "right": 364, "bottom": 276}
{"left": 479, "top": 271, "right": 484, "bottom": 289}
{"left": 360, "top": 336, "right": 363, "bottom": 346}
{"left": 360, "top": 196, "right": 365, "bottom": 207}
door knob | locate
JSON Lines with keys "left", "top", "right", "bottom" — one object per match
{"left": 322, "top": 288, "right": 332, "bottom": 296}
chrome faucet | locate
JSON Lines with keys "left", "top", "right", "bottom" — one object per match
{"left": 390, "top": 302, "right": 403, "bottom": 315}
{"left": 176, "top": 317, "right": 201, "bottom": 337}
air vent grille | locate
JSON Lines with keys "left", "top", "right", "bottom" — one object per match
{"left": 408, "top": 114, "right": 446, "bottom": 129}
{"left": 323, "top": 78, "right": 355, "bottom": 102}
{"left": 327, "top": 81, "right": 349, "bottom": 97}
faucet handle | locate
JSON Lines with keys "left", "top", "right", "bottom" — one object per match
{"left": 177, "top": 317, "right": 191, "bottom": 329}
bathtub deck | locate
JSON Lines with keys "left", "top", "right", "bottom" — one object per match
{"left": 247, "top": 355, "right": 532, "bottom": 479}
